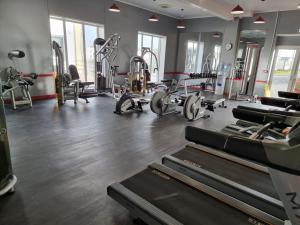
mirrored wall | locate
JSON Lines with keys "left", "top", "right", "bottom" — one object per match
{"left": 233, "top": 30, "right": 266, "bottom": 96}
{"left": 176, "top": 32, "right": 223, "bottom": 74}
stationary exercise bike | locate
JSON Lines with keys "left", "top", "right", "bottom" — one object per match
{"left": 150, "top": 79, "right": 183, "bottom": 116}
{"left": 150, "top": 78, "right": 209, "bottom": 120}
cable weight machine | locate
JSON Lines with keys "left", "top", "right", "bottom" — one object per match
{"left": 94, "top": 33, "right": 120, "bottom": 97}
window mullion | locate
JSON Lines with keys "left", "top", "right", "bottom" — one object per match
{"left": 82, "top": 24, "right": 88, "bottom": 82}
{"left": 63, "top": 18, "right": 68, "bottom": 71}
{"left": 150, "top": 36, "right": 153, "bottom": 80}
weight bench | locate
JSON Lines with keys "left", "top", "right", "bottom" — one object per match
{"left": 203, "top": 98, "right": 226, "bottom": 112}
{"left": 69, "top": 65, "right": 98, "bottom": 103}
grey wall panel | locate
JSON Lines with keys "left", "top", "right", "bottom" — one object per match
{"left": 0, "top": 0, "right": 53, "bottom": 74}
{"left": 277, "top": 36, "right": 300, "bottom": 46}
{"left": 277, "top": 10, "right": 300, "bottom": 35}
{"left": 48, "top": 0, "right": 106, "bottom": 25}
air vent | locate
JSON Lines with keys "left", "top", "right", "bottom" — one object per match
{"left": 159, "top": 3, "right": 171, "bottom": 9}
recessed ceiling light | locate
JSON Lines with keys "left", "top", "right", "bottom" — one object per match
{"left": 297, "top": 4, "right": 300, "bottom": 9}
{"left": 159, "top": 3, "right": 171, "bottom": 9}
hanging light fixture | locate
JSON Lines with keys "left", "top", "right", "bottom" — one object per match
{"left": 109, "top": 3, "right": 120, "bottom": 12}
{"left": 212, "top": 32, "right": 221, "bottom": 38}
{"left": 149, "top": 14, "right": 159, "bottom": 22}
{"left": 297, "top": 4, "right": 300, "bottom": 9}
{"left": 230, "top": 4, "right": 244, "bottom": 15}
{"left": 177, "top": 19, "right": 185, "bottom": 29}
{"left": 254, "top": 16, "right": 265, "bottom": 24}
{"left": 177, "top": 9, "right": 185, "bottom": 29}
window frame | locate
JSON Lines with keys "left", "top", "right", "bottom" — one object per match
{"left": 137, "top": 31, "right": 167, "bottom": 83}
{"left": 185, "top": 40, "right": 199, "bottom": 73}
{"left": 50, "top": 15, "right": 105, "bottom": 82}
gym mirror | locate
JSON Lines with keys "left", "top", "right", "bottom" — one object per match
{"left": 232, "top": 30, "right": 266, "bottom": 97}
{"left": 176, "top": 32, "right": 223, "bottom": 74}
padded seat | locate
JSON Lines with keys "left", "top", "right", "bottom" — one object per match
{"left": 204, "top": 99, "right": 216, "bottom": 105}
{"left": 79, "top": 92, "right": 98, "bottom": 98}
{"left": 80, "top": 82, "right": 94, "bottom": 86}
{"left": 69, "top": 64, "right": 98, "bottom": 102}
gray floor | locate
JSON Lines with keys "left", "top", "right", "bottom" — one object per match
{"left": 0, "top": 97, "right": 244, "bottom": 225}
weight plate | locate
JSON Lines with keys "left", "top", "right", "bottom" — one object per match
{"left": 116, "top": 94, "right": 134, "bottom": 114}
{"left": 183, "top": 95, "right": 205, "bottom": 121}
{"left": 150, "top": 91, "right": 168, "bottom": 115}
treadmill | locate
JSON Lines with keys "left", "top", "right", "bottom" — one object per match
{"left": 278, "top": 91, "right": 300, "bottom": 100}
{"left": 108, "top": 162, "right": 285, "bottom": 225}
{"left": 108, "top": 126, "right": 292, "bottom": 225}
{"left": 261, "top": 97, "right": 300, "bottom": 111}
{"left": 222, "top": 106, "right": 300, "bottom": 139}
{"left": 163, "top": 126, "right": 286, "bottom": 218}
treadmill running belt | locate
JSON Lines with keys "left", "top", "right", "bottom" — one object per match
{"left": 121, "top": 168, "right": 267, "bottom": 225}
{"left": 172, "top": 146, "right": 278, "bottom": 199}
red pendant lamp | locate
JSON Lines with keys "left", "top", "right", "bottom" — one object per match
{"left": 231, "top": 4, "right": 244, "bottom": 15}
{"left": 212, "top": 32, "right": 221, "bottom": 38}
{"left": 177, "top": 19, "right": 185, "bottom": 29}
{"left": 109, "top": 3, "right": 120, "bottom": 12}
{"left": 254, "top": 16, "right": 265, "bottom": 24}
{"left": 177, "top": 9, "right": 185, "bottom": 29}
{"left": 149, "top": 14, "right": 159, "bottom": 22}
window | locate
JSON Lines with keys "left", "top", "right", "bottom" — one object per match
{"left": 185, "top": 41, "right": 198, "bottom": 73}
{"left": 137, "top": 32, "right": 167, "bottom": 83}
{"left": 212, "top": 45, "right": 222, "bottom": 71}
{"left": 50, "top": 16, "right": 104, "bottom": 82}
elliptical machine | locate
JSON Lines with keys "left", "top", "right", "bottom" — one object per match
{"left": 0, "top": 79, "right": 17, "bottom": 196}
